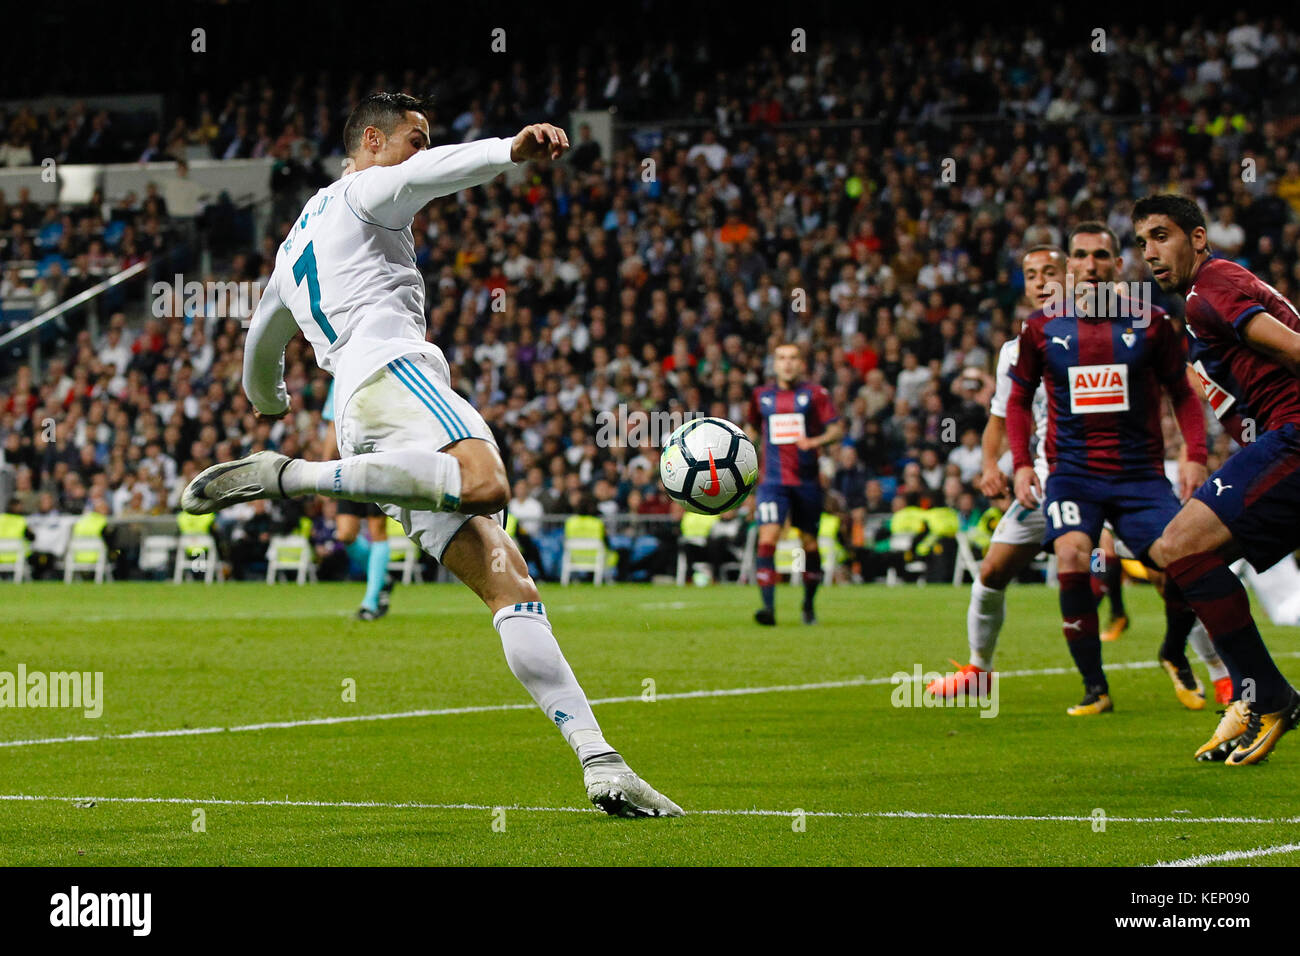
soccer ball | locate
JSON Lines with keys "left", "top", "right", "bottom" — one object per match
{"left": 659, "top": 417, "right": 758, "bottom": 515}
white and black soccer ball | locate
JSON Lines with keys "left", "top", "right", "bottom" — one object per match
{"left": 659, "top": 417, "right": 759, "bottom": 515}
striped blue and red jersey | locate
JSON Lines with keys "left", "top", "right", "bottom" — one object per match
{"left": 1007, "top": 302, "right": 1207, "bottom": 479}
{"left": 1182, "top": 257, "right": 1300, "bottom": 446}
{"left": 749, "top": 381, "right": 838, "bottom": 485}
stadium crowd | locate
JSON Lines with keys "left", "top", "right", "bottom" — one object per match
{"left": 2, "top": 15, "right": 1300, "bottom": 579}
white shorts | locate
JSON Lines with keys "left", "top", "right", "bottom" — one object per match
{"left": 337, "top": 351, "right": 496, "bottom": 561}
{"left": 990, "top": 498, "right": 1047, "bottom": 547}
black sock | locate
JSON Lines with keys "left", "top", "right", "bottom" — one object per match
{"left": 802, "top": 548, "right": 822, "bottom": 610}
{"left": 1159, "top": 596, "right": 1196, "bottom": 671}
{"left": 1105, "top": 558, "right": 1125, "bottom": 618}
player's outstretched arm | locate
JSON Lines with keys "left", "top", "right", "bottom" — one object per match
{"left": 243, "top": 274, "right": 297, "bottom": 417}
{"left": 347, "top": 124, "right": 568, "bottom": 229}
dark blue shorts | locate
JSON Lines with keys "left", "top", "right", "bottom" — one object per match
{"left": 1193, "top": 423, "right": 1300, "bottom": 572}
{"left": 1042, "top": 471, "right": 1181, "bottom": 559}
{"left": 755, "top": 482, "right": 823, "bottom": 535}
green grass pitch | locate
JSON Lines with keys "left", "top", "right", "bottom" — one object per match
{"left": 1, "top": 579, "right": 1298, "bottom": 866}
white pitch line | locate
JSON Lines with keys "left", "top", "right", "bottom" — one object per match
{"left": 0, "top": 676, "right": 881, "bottom": 749}
{"left": 1, "top": 793, "right": 1298, "bottom": 826}
{"left": 1152, "top": 842, "right": 1300, "bottom": 867}
{"left": 5, "top": 652, "right": 1299, "bottom": 751}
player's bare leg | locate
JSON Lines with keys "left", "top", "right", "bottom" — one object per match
{"left": 1151, "top": 500, "right": 1299, "bottom": 764}
{"left": 442, "top": 512, "right": 682, "bottom": 817}
{"left": 1055, "top": 530, "right": 1112, "bottom": 715}
{"left": 927, "top": 539, "right": 1040, "bottom": 699}
{"left": 332, "top": 510, "right": 395, "bottom": 621}
{"left": 799, "top": 529, "right": 821, "bottom": 624}
{"left": 754, "top": 521, "right": 781, "bottom": 626}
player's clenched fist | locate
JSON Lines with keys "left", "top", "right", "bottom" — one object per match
{"left": 511, "top": 123, "right": 569, "bottom": 162}
{"left": 1013, "top": 465, "right": 1042, "bottom": 511}
{"left": 977, "top": 464, "right": 1007, "bottom": 499}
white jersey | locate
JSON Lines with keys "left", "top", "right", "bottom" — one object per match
{"left": 244, "top": 137, "right": 517, "bottom": 421}
{"left": 991, "top": 337, "right": 1049, "bottom": 482}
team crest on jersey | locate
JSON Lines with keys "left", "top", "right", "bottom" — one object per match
{"left": 797, "top": 393, "right": 809, "bottom": 407}
{"left": 1068, "top": 363, "right": 1130, "bottom": 413}
{"left": 1191, "top": 360, "right": 1237, "bottom": 420}
{"left": 1121, "top": 330, "right": 1136, "bottom": 348}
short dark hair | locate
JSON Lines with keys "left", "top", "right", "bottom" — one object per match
{"left": 1067, "top": 220, "right": 1119, "bottom": 255}
{"left": 343, "top": 92, "right": 430, "bottom": 155}
{"left": 1131, "top": 194, "right": 1207, "bottom": 237}
{"left": 1022, "top": 244, "right": 1064, "bottom": 261}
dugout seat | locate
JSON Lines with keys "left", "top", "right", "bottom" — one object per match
{"left": 63, "top": 512, "right": 111, "bottom": 583}
{"left": 0, "top": 513, "right": 31, "bottom": 583}
{"left": 384, "top": 516, "right": 424, "bottom": 584}
{"left": 174, "top": 511, "right": 220, "bottom": 584}
{"left": 266, "top": 517, "right": 317, "bottom": 585}
{"left": 952, "top": 530, "right": 981, "bottom": 586}
{"left": 773, "top": 527, "right": 804, "bottom": 585}
{"left": 675, "top": 511, "right": 719, "bottom": 585}
{"left": 139, "top": 534, "right": 179, "bottom": 577}
{"left": 560, "top": 514, "right": 611, "bottom": 585}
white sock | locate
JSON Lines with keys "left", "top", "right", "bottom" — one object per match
{"left": 492, "top": 602, "right": 613, "bottom": 764}
{"left": 282, "top": 451, "right": 462, "bottom": 512}
{"left": 1188, "top": 620, "right": 1229, "bottom": 683}
{"left": 967, "top": 579, "right": 1006, "bottom": 671}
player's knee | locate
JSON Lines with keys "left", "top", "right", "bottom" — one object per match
{"left": 980, "top": 556, "right": 1011, "bottom": 590}
{"left": 1054, "top": 541, "right": 1088, "bottom": 572}
{"left": 1149, "top": 531, "right": 1188, "bottom": 569}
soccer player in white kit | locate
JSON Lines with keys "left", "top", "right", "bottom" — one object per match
{"left": 926, "top": 246, "right": 1061, "bottom": 698}
{"left": 183, "top": 93, "right": 681, "bottom": 817}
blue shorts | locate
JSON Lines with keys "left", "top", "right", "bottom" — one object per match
{"left": 1042, "top": 471, "right": 1181, "bottom": 560}
{"left": 755, "top": 482, "right": 823, "bottom": 535}
{"left": 1193, "top": 423, "right": 1300, "bottom": 572}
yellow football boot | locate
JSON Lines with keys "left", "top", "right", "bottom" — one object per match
{"left": 1195, "top": 700, "right": 1248, "bottom": 761}
{"left": 1160, "top": 657, "right": 1206, "bottom": 711}
{"left": 1226, "top": 690, "right": 1300, "bottom": 766}
{"left": 1067, "top": 690, "right": 1113, "bottom": 716}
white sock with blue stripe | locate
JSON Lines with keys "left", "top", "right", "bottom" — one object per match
{"left": 492, "top": 601, "right": 613, "bottom": 763}
{"left": 282, "top": 451, "right": 462, "bottom": 512}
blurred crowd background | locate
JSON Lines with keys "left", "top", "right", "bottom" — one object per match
{"left": 2, "top": 11, "right": 1299, "bottom": 580}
